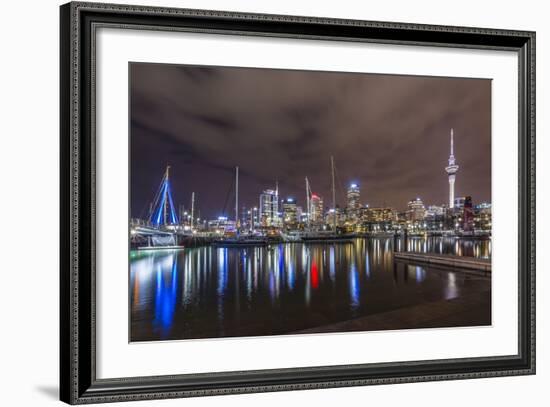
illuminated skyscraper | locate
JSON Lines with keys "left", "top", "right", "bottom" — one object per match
{"left": 310, "top": 193, "right": 324, "bottom": 224}
{"left": 445, "top": 128, "right": 459, "bottom": 208}
{"left": 282, "top": 197, "right": 298, "bottom": 229}
{"left": 347, "top": 183, "right": 360, "bottom": 221}
{"left": 259, "top": 189, "right": 279, "bottom": 227}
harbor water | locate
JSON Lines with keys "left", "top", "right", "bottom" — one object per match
{"left": 130, "top": 236, "right": 491, "bottom": 341}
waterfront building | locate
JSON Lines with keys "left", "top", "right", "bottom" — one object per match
{"left": 425, "top": 205, "right": 447, "bottom": 230}
{"left": 325, "top": 209, "right": 336, "bottom": 228}
{"left": 407, "top": 198, "right": 426, "bottom": 222}
{"left": 445, "top": 128, "right": 459, "bottom": 208}
{"left": 462, "top": 196, "right": 475, "bottom": 231}
{"left": 474, "top": 202, "right": 492, "bottom": 231}
{"left": 346, "top": 183, "right": 361, "bottom": 221}
{"left": 259, "top": 189, "right": 279, "bottom": 227}
{"left": 325, "top": 206, "right": 345, "bottom": 229}
{"left": 426, "top": 205, "right": 445, "bottom": 218}
{"left": 360, "top": 207, "right": 395, "bottom": 232}
{"left": 310, "top": 193, "right": 324, "bottom": 225}
{"left": 282, "top": 197, "right": 298, "bottom": 229}
{"left": 357, "top": 205, "right": 369, "bottom": 222}
{"left": 395, "top": 211, "right": 408, "bottom": 229}
{"left": 364, "top": 207, "right": 395, "bottom": 223}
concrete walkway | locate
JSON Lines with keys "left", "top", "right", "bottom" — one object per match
{"left": 295, "top": 290, "right": 491, "bottom": 334}
{"left": 394, "top": 252, "right": 491, "bottom": 272}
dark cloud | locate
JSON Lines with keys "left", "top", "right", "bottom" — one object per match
{"left": 130, "top": 63, "right": 491, "bottom": 219}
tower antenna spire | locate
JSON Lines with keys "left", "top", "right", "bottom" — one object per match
{"left": 331, "top": 156, "right": 336, "bottom": 232}
{"left": 445, "top": 128, "right": 459, "bottom": 208}
{"left": 451, "top": 128, "right": 454, "bottom": 156}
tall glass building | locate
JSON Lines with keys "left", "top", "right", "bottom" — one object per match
{"left": 259, "top": 189, "right": 279, "bottom": 227}
{"left": 347, "top": 183, "right": 361, "bottom": 221}
{"left": 310, "top": 193, "right": 324, "bottom": 224}
{"left": 282, "top": 197, "right": 298, "bottom": 229}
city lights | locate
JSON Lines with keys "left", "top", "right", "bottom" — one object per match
{"left": 131, "top": 128, "right": 491, "bottom": 244}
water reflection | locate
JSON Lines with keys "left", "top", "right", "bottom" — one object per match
{"left": 349, "top": 260, "right": 360, "bottom": 311}
{"left": 407, "top": 236, "right": 491, "bottom": 259}
{"left": 153, "top": 255, "right": 177, "bottom": 336}
{"left": 130, "top": 237, "right": 491, "bottom": 341}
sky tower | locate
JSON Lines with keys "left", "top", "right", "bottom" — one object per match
{"left": 445, "top": 128, "right": 459, "bottom": 208}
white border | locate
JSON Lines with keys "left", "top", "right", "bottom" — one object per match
{"left": 96, "top": 28, "right": 518, "bottom": 379}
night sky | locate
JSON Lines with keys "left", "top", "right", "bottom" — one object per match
{"left": 130, "top": 63, "right": 491, "bottom": 220}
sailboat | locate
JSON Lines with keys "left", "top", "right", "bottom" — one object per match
{"left": 300, "top": 156, "right": 354, "bottom": 244}
{"left": 212, "top": 166, "right": 269, "bottom": 247}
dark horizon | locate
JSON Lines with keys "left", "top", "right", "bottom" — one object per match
{"left": 130, "top": 63, "right": 491, "bottom": 220}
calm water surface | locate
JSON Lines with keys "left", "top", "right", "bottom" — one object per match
{"left": 130, "top": 237, "right": 491, "bottom": 341}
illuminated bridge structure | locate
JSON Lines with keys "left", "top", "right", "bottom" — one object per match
{"left": 131, "top": 166, "right": 180, "bottom": 248}
{"left": 148, "top": 165, "right": 179, "bottom": 227}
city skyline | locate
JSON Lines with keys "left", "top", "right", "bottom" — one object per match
{"left": 131, "top": 63, "right": 491, "bottom": 220}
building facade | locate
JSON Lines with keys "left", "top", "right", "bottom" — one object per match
{"left": 407, "top": 198, "right": 426, "bottom": 222}
{"left": 425, "top": 205, "right": 446, "bottom": 230}
{"left": 259, "top": 189, "right": 279, "bottom": 227}
{"left": 310, "top": 193, "right": 324, "bottom": 225}
{"left": 462, "top": 195, "right": 475, "bottom": 231}
{"left": 474, "top": 203, "right": 492, "bottom": 231}
{"left": 346, "top": 183, "right": 361, "bottom": 221}
{"left": 363, "top": 207, "right": 395, "bottom": 223}
{"left": 282, "top": 197, "right": 298, "bottom": 229}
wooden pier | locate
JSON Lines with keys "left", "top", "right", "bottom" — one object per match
{"left": 394, "top": 252, "right": 491, "bottom": 272}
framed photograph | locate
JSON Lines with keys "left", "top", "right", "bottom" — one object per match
{"left": 60, "top": 1, "right": 535, "bottom": 404}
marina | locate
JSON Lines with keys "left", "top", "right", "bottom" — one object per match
{"left": 128, "top": 118, "right": 492, "bottom": 341}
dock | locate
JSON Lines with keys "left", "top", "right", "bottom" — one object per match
{"left": 394, "top": 252, "right": 491, "bottom": 272}
{"left": 212, "top": 239, "right": 268, "bottom": 247}
{"left": 136, "top": 245, "right": 185, "bottom": 251}
{"left": 301, "top": 238, "right": 354, "bottom": 244}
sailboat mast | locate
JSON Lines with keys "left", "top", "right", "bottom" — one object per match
{"left": 305, "top": 177, "right": 310, "bottom": 228}
{"left": 235, "top": 166, "right": 239, "bottom": 230}
{"left": 163, "top": 165, "right": 170, "bottom": 226}
{"left": 190, "top": 192, "right": 195, "bottom": 229}
{"left": 331, "top": 156, "right": 336, "bottom": 231}
{"left": 275, "top": 180, "right": 279, "bottom": 227}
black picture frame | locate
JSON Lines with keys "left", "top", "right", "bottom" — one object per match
{"left": 60, "top": 1, "right": 536, "bottom": 404}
